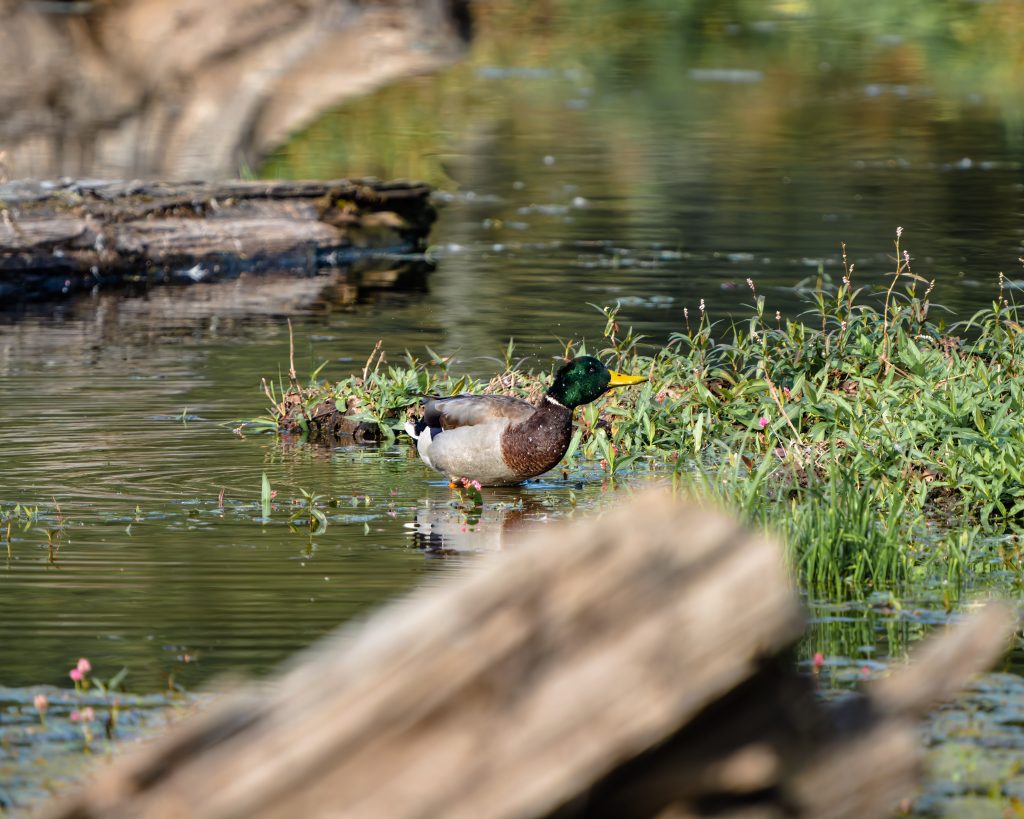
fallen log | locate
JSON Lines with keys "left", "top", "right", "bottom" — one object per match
{"left": 0, "top": 178, "right": 436, "bottom": 304}
{"left": 38, "top": 492, "right": 1016, "bottom": 819}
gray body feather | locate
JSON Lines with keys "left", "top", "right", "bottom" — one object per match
{"left": 406, "top": 394, "right": 554, "bottom": 486}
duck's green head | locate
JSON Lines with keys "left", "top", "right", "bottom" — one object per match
{"left": 547, "top": 355, "right": 646, "bottom": 409}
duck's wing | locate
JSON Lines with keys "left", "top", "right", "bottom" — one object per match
{"left": 422, "top": 394, "right": 537, "bottom": 430}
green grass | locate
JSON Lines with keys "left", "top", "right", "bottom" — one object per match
{"left": 250, "top": 238, "right": 1024, "bottom": 594}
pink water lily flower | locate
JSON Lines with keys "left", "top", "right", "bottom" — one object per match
{"left": 69, "top": 668, "right": 83, "bottom": 682}
{"left": 76, "top": 658, "right": 91, "bottom": 674}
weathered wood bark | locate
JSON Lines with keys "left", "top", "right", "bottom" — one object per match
{"left": 563, "top": 603, "right": 1014, "bottom": 819}
{"left": 0, "top": 0, "right": 471, "bottom": 179}
{"left": 38, "top": 492, "right": 1015, "bottom": 819}
{"left": 0, "top": 178, "right": 435, "bottom": 303}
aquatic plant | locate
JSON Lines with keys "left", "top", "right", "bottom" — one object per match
{"left": 452, "top": 478, "right": 484, "bottom": 526}
{"left": 70, "top": 705, "right": 96, "bottom": 749}
{"left": 289, "top": 488, "right": 328, "bottom": 535}
{"left": 1, "top": 503, "right": 39, "bottom": 559}
{"left": 261, "top": 472, "right": 273, "bottom": 519}
{"left": 33, "top": 692, "right": 48, "bottom": 726}
{"left": 69, "top": 657, "right": 91, "bottom": 693}
{"left": 91, "top": 666, "right": 130, "bottom": 697}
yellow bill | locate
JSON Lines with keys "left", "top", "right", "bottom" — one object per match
{"left": 607, "top": 370, "right": 647, "bottom": 388}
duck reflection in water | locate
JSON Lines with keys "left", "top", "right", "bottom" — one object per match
{"left": 405, "top": 495, "right": 557, "bottom": 555}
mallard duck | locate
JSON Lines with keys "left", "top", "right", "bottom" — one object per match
{"left": 405, "top": 356, "right": 646, "bottom": 486}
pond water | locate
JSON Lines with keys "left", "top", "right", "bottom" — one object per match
{"left": 3, "top": 0, "right": 1024, "bottom": 813}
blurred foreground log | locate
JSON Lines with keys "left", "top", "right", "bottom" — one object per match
{"left": 0, "top": 178, "right": 434, "bottom": 303}
{"left": 0, "top": 0, "right": 471, "bottom": 179}
{"left": 41, "top": 492, "right": 1015, "bottom": 819}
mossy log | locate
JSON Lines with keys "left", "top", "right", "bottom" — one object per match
{"left": 278, "top": 397, "right": 384, "bottom": 445}
{"left": 39, "top": 492, "right": 1015, "bottom": 819}
{"left": 0, "top": 178, "right": 435, "bottom": 303}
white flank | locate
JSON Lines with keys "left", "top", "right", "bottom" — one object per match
{"left": 416, "top": 426, "right": 437, "bottom": 469}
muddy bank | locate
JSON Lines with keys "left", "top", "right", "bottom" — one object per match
{"left": 0, "top": 178, "right": 435, "bottom": 305}
{"left": 0, "top": 0, "right": 471, "bottom": 179}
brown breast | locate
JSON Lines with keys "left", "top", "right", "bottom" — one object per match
{"left": 499, "top": 401, "right": 574, "bottom": 479}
